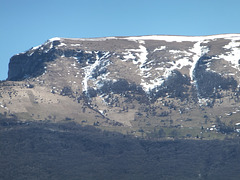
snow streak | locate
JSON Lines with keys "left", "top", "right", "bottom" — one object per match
{"left": 82, "top": 52, "right": 111, "bottom": 93}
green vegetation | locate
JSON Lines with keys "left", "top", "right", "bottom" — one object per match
{"left": 99, "top": 125, "right": 238, "bottom": 141}
{"left": 1, "top": 115, "right": 240, "bottom": 180}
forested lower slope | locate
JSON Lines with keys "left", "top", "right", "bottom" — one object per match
{"left": 1, "top": 116, "right": 240, "bottom": 180}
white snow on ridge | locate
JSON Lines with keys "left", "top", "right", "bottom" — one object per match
{"left": 18, "top": 37, "right": 62, "bottom": 55}
{"left": 52, "top": 34, "right": 240, "bottom": 43}
{"left": 65, "top": 36, "right": 118, "bottom": 42}
{"left": 15, "top": 34, "right": 240, "bottom": 57}
{"left": 31, "top": 44, "right": 42, "bottom": 51}
{"left": 124, "top": 34, "right": 240, "bottom": 43}
{"left": 48, "top": 37, "right": 62, "bottom": 42}
{"left": 16, "top": 34, "right": 240, "bottom": 57}
{"left": 125, "top": 35, "right": 200, "bottom": 42}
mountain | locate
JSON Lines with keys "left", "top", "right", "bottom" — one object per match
{"left": 1, "top": 34, "right": 240, "bottom": 138}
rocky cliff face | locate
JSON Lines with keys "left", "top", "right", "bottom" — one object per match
{"left": 2, "top": 34, "right": 240, "bottom": 137}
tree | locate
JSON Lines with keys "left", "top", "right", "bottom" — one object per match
{"left": 158, "top": 128, "right": 166, "bottom": 138}
{"left": 170, "top": 129, "right": 179, "bottom": 138}
{"left": 60, "top": 86, "right": 73, "bottom": 97}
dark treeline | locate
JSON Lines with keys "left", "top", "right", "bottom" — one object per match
{"left": 1, "top": 116, "right": 240, "bottom": 180}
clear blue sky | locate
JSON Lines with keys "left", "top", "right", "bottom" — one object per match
{"left": 1, "top": 0, "right": 239, "bottom": 80}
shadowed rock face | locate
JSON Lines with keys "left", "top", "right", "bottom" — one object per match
{"left": 3, "top": 34, "right": 240, "bottom": 131}
{"left": 8, "top": 51, "right": 52, "bottom": 81}
{"left": 8, "top": 40, "right": 61, "bottom": 81}
{"left": 193, "top": 55, "right": 238, "bottom": 98}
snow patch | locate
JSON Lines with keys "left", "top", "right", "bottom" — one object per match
{"left": 169, "top": 50, "right": 182, "bottom": 54}
{"left": 219, "top": 39, "right": 240, "bottom": 70}
{"left": 71, "top": 63, "right": 77, "bottom": 67}
{"left": 27, "top": 51, "right": 35, "bottom": 57}
{"left": 153, "top": 46, "right": 166, "bottom": 52}
{"left": 123, "top": 52, "right": 135, "bottom": 60}
{"left": 198, "top": 98, "right": 210, "bottom": 106}
{"left": 58, "top": 43, "right": 67, "bottom": 47}
{"left": 71, "top": 44, "right": 81, "bottom": 47}
{"left": 141, "top": 78, "right": 164, "bottom": 92}
{"left": 99, "top": 110, "right": 105, "bottom": 115}
{"left": 122, "top": 41, "right": 149, "bottom": 76}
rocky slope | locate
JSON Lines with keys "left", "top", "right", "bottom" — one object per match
{"left": 2, "top": 34, "right": 240, "bottom": 137}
